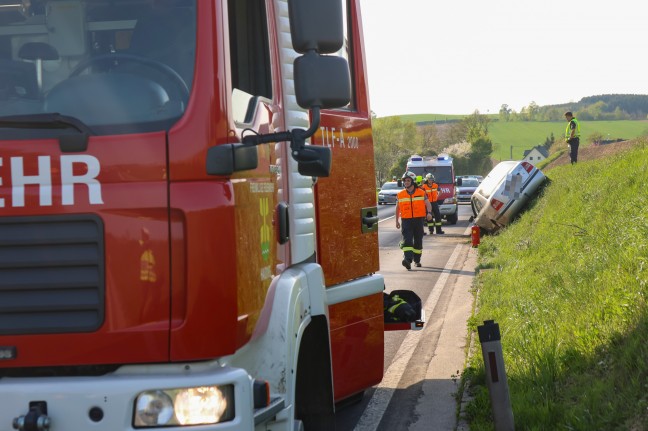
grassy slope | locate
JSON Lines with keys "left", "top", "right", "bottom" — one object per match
{"left": 465, "top": 140, "right": 648, "bottom": 430}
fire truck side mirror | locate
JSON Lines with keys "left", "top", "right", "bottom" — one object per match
{"left": 289, "top": 125, "right": 332, "bottom": 177}
{"left": 205, "top": 143, "right": 258, "bottom": 176}
{"left": 288, "top": 0, "right": 344, "bottom": 54}
{"left": 289, "top": 0, "right": 351, "bottom": 109}
{"left": 237, "top": 0, "right": 350, "bottom": 178}
{"left": 290, "top": 47, "right": 349, "bottom": 177}
{"left": 294, "top": 51, "right": 350, "bottom": 110}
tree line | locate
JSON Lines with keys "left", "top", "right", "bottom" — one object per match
{"left": 499, "top": 94, "right": 648, "bottom": 122}
{"left": 373, "top": 94, "right": 648, "bottom": 186}
{"left": 373, "top": 111, "right": 493, "bottom": 186}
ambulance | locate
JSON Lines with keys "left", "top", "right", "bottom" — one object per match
{"left": 406, "top": 154, "right": 459, "bottom": 224}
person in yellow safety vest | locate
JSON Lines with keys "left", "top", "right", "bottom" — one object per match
{"left": 421, "top": 173, "right": 445, "bottom": 235}
{"left": 564, "top": 111, "right": 581, "bottom": 165}
{"left": 395, "top": 171, "right": 433, "bottom": 270}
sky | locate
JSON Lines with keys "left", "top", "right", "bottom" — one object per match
{"left": 358, "top": 0, "right": 648, "bottom": 117}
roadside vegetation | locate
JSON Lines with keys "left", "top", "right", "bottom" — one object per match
{"left": 372, "top": 112, "right": 493, "bottom": 185}
{"left": 374, "top": 95, "right": 648, "bottom": 185}
{"left": 393, "top": 114, "right": 648, "bottom": 162}
{"left": 462, "top": 140, "right": 648, "bottom": 430}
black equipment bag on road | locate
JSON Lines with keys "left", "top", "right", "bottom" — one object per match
{"left": 383, "top": 290, "right": 422, "bottom": 323}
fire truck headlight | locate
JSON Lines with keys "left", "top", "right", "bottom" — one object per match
{"left": 134, "top": 390, "right": 174, "bottom": 426}
{"left": 134, "top": 385, "right": 235, "bottom": 427}
{"left": 175, "top": 386, "right": 231, "bottom": 425}
{"left": 443, "top": 197, "right": 456, "bottom": 205}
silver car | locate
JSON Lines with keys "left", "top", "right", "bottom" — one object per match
{"left": 378, "top": 181, "right": 401, "bottom": 205}
{"left": 456, "top": 177, "right": 480, "bottom": 203}
{"left": 471, "top": 161, "right": 546, "bottom": 233}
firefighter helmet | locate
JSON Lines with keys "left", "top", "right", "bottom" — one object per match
{"left": 402, "top": 171, "right": 416, "bottom": 182}
{"left": 425, "top": 173, "right": 435, "bottom": 182}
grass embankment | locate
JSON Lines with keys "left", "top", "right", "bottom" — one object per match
{"left": 464, "top": 140, "right": 648, "bottom": 430}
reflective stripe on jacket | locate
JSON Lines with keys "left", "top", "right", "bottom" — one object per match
{"left": 397, "top": 187, "right": 426, "bottom": 218}
{"left": 422, "top": 182, "right": 439, "bottom": 202}
{"left": 565, "top": 118, "right": 581, "bottom": 139}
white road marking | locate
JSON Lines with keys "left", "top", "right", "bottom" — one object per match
{"left": 378, "top": 213, "right": 395, "bottom": 223}
{"left": 353, "top": 244, "right": 464, "bottom": 431}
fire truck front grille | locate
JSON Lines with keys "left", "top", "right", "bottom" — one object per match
{"left": 0, "top": 215, "right": 105, "bottom": 335}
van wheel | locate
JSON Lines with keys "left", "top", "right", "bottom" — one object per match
{"left": 447, "top": 212, "right": 458, "bottom": 225}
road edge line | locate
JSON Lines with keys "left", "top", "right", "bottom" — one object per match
{"left": 353, "top": 243, "right": 464, "bottom": 431}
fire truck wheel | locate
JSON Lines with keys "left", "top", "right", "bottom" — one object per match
{"left": 295, "top": 315, "right": 335, "bottom": 430}
{"left": 335, "top": 390, "right": 364, "bottom": 409}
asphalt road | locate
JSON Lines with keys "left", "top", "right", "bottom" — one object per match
{"left": 335, "top": 203, "right": 477, "bottom": 431}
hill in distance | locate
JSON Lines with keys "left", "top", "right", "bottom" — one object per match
{"left": 393, "top": 94, "right": 648, "bottom": 123}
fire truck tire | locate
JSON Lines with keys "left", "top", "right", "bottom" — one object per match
{"left": 335, "top": 390, "right": 364, "bottom": 410}
{"left": 446, "top": 211, "right": 458, "bottom": 225}
{"left": 294, "top": 315, "right": 336, "bottom": 430}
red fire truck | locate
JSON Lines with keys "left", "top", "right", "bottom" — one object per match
{"left": 0, "top": 0, "right": 408, "bottom": 430}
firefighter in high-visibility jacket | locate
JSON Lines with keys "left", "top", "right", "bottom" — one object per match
{"left": 395, "top": 171, "right": 433, "bottom": 270}
{"left": 564, "top": 111, "right": 581, "bottom": 165}
{"left": 421, "top": 173, "right": 445, "bottom": 235}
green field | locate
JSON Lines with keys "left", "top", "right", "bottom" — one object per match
{"left": 489, "top": 120, "right": 648, "bottom": 160}
{"left": 397, "top": 113, "right": 475, "bottom": 123}
{"left": 394, "top": 114, "right": 648, "bottom": 161}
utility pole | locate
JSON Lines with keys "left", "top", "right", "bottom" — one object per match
{"left": 510, "top": 145, "right": 513, "bottom": 160}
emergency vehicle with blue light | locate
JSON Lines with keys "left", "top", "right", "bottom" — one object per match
{"left": 406, "top": 154, "right": 459, "bottom": 224}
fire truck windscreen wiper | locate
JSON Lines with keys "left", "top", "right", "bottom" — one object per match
{"left": 0, "top": 113, "right": 93, "bottom": 152}
{"left": 0, "top": 113, "right": 93, "bottom": 134}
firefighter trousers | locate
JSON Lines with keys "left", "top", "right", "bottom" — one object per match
{"left": 427, "top": 201, "right": 443, "bottom": 233}
{"left": 400, "top": 217, "right": 424, "bottom": 263}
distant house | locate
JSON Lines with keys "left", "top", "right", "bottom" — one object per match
{"left": 523, "top": 146, "right": 549, "bottom": 163}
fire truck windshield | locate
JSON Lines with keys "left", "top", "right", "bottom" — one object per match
{"left": 0, "top": 0, "right": 196, "bottom": 135}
